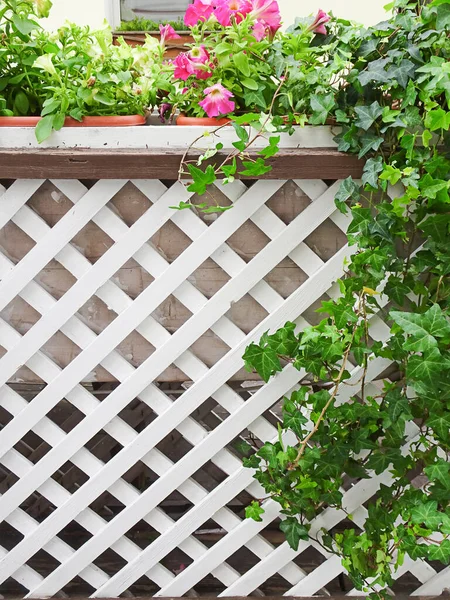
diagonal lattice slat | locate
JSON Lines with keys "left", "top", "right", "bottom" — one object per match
{"left": 0, "top": 176, "right": 443, "bottom": 599}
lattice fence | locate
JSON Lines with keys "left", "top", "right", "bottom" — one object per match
{"left": 0, "top": 175, "right": 446, "bottom": 598}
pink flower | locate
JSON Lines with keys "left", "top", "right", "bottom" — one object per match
{"left": 173, "top": 46, "right": 213, "bottom": 81}
{"left": 252, "top": 20, "right": 267, "bottom": 40}
{"left": 249, "top": 0, "right": 281, "bottom": 33}
{"left": 308, "top": 9, "right": 331, "bottom": 35}
{"left": 159, "top": 24, "right": 182, "bottom": 45}
{"left": 184, "top": 0, "right": 214, "bottom": 26}
{"left": 199, "top": 83, "right": 235, "bottom": 117}
{"left": 188, "top": 45, "right": 213, "bottom": 79}
{"left": 214, "top": 0, "right": 252, "bottom": 26}
{"left": 173, "top": 52, "right": 195, "bottom": 80}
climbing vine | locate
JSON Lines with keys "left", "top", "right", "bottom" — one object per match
{"left": 239, "top": 0, "right": 450, "bottom": 597}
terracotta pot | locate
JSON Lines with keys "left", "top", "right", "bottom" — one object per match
{"left": 0, "top": 115, "right": 146, "bottom": 127}
{"left": 112, "top": 31, "right": 195, "bottom": 58}
{"left": 176, "top": 115, "right": 231, "bottom": 126}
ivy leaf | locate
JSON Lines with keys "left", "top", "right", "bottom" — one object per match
{"left": 411, "top": 501, "right": 442, "bottom": 529}
{"left": 245, "top": 501, "right": 265, "bottom": 522}
{"left": 357, "top": 57, "right": 390, "bottom": 86}
{"left": 259, "top": 136, "right": 280, "bottom": 159}
{"left": 366, "top": 449, "right": 400, "bottom": 474}
{"left": 425, "top": 459, "right": 450, "bottom": 487}
{"left": 354, "top": 101, "right": 383, "bottom": 130}
{"left": 335, "top": 176, "right": 360, "bottom": 204}
{"left": 426, "top": 413, "right": 450, "bottom": 441}
{"left": 358, "top": 133, "right": 384, "bottom": 158}
{"left": 258, "top": 443, "right": 279, "bottom": 468}
{"left": 425, "top": 108, "right": 450, "bottom": 132}
{"left": 186, "top": 164, "right": 216, "bottom": 195}
{"left": 391, "top": 304, "right": 450, "bottom": 352}
{"left": 309, "top": 94, "right": 335, "bottom": 124}
{"left": 428, "top": 540, "right": 450, "bottom": 564}
{"left": 436, "top": 4, "right": 450, "bottom": 30}
{"left": 407, "top": 348, "right": 450, "bottom": 385}
{"left": 280, "top": 518, "right": 309, "bottom": 551}
{"left": 386, "top": 59, "right": 416, "bottom": 88}
{"left": 243, "top": 343, "right": 282, "bottom": 382}
{"left": 362, "top": 156, "right": 383, "bottom": 188}
{"left": 239, "top": 158, "right": 272, "bottom": 177}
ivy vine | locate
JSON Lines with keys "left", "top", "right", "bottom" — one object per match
{"left": 180, "top": 0, "right": 450, "bottom": 595}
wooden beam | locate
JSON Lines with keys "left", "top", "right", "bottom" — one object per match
{"left": 0, "top": 147, "right": 364, "bottom": 180}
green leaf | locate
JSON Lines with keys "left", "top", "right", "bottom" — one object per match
{"left": 186, "top": 164, "right": 216, "bottom": 195}
{"left": 233, "top": 52, "right": 251, "bottom": 77}
{"left": 41, "top": 99, "right": 61, "bottom": 116}
{"left": 243, "top": 343, "right": 282, "bottom": 382}
{"left": 12, "top": 14, "right": 39, "bottom": 35}
{"left": 436, "top": 3, "right": 450, "bottom": 30}
{"left": 335, "top": 176, "right": 360, "bottom": 203}
{"left": 425, "top": 459, "right": 450, "bottom": 487}
{"left": 14, "top": 91, "right": 29, "bottom": 116}
{"left": 407, "top": 348, "right": 450, "bottom": 385}
{"left": 245, "top": 501, "right": 265, "bottom": 522}
{"left": 35, "top": 115, "right": 55, "bottom": 143}
{"left": 386, "top": 59, "right": 416, "bottom": 88}
{"left": 358, "top": 133, "right": 384, "bottom": 159}
{"left": 362, "top": 156, "right": 383, "bottom": 188}
{"left": 411, "top": 501, "right": 442, "bottom": 529}
{"left": 426, "top": 413, "right": 450, "bottom": 441}
{"left": 425, "top": 108, "right": 450, "bottom": 132}
{"left": 428, "top": 540, "right": 450, "bottom": 564}
{"left": 239, "top": 158, "right": 272, "bottom": 177}
{"left": 354, "top": 102, "right": 383, "bottom": 130}
{"left": 309, "top": 94, "right": 335, "bottom": 125}
{"left": 391, "top": 304, "right": 450, "bottom": 352}
{"left": 259, "top": 136, "right": 280, "bottom": 159}
{"left": 241, "top": 78, "right": 259, "bottom": 90}
{"left": 279, "top": 518, "right": 309, "bottom": 551}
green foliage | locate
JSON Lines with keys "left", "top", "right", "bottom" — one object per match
{"left": 0, "top": 0, "right": 166, "bottom": 140}
{"left": 238, "top": 0, "right": 450, "bottom": 597}
{"left": 117, "top": 17, "right": 186, "bottom": 32}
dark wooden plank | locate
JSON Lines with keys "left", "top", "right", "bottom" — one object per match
{"left": 0, "top": 148, "right": 364, "bottom": 180}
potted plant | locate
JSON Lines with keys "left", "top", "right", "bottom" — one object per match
{"left": 0, "top": 0, "right": 167, "bottom": 141}
{"left": 113, "top": 17, "right": 194, "bottom": 58}
{"left": 158, "top": 0, "right": 285, "bottom": 125}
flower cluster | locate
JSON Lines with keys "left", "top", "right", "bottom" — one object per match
{"left": 185, "top": 0, "right": 281, "bottom": 40}
{"left": 163, "top": 1, "right": 332, "bottom": 120}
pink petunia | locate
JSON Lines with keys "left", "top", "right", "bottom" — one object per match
{"left": 308, "top": 9, "right": 331, "bottom": 35}
{"left": 252, "top": 20, "right": 267, "bottom": 41}
{"left": 249, "top": 0, "right": 281, "bottom": 33}
{"left": 159, "top": 24, "right": 182, "bottom": 45}
{"left": 173, "top": 52, "right": 195, "bottom": 80}
{"left": 199, "top": 83, "right": 235, "bottom": 117}
{"left": 173, "top": 46, "right": 213, "bottom": 80}
{"left": 213, "top": 0, "right": 252, "bottom": 26}
{"left": 188, "top": 45, "right": 213, "bottom": 79}
{"left": 184, "top": 0, "right": 214, "bottom": 26}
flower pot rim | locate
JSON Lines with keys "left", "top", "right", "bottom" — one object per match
{"left": 0, "top": 114, "right": 146, "bottom": 127}
{"left": 176, "top": 114, "right": 231, "bottom": 126}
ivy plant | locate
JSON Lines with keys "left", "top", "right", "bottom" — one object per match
{"left": 240, "top": 0, "right": 450, "bottom": 597}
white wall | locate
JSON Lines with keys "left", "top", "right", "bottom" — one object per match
{"left": 279, "top": 0, "right": 389, "bottom": 27}
{"left": 41, "top": 0, "right": 107, "bottom": 29}
{"left": 41, "top": 0, "right": 389, "bottom": 30}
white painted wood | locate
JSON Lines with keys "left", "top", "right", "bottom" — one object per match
{"left": 0, "top": 125, "right": 338, "bottom": 149}
{"left": 0, "top": 172, "right": 435, "bottom": 599}
{"left": 8, "top": 245, "right": 350, "bottom": 597}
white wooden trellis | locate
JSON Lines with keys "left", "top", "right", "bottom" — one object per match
{"left": 0, "top": 127, "right": 446, "bottom": 599}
